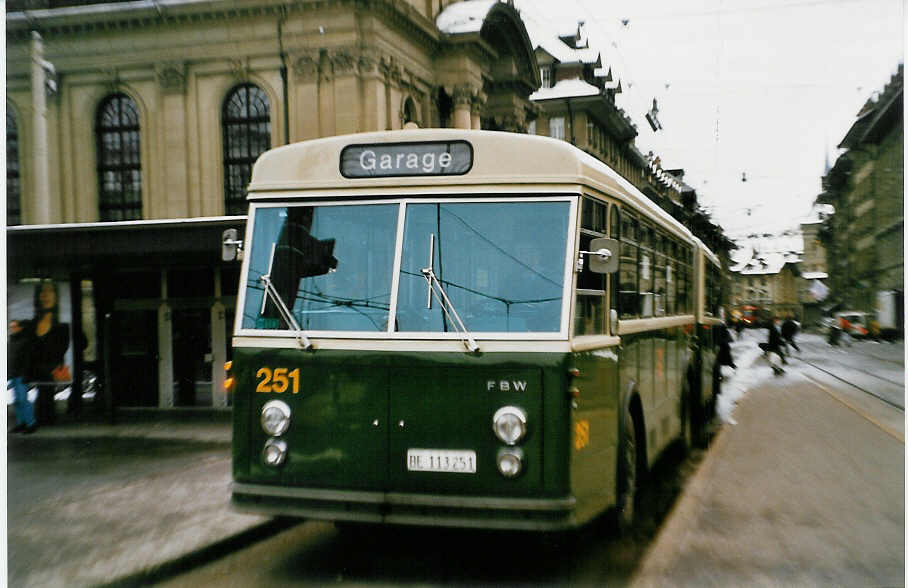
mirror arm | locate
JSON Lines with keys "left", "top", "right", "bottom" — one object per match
{"left": 578, "top": 248, "right": 613, "bottom": 262}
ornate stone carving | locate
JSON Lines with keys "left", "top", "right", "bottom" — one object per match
{"left": 380, "top": 56, "right": 402, "bottom": 85}
{"left": 155, "top": 61, "right": 186, "bottom": 94}
{"left": 358, "top": 53, "right": 378, "bottom": 77}
{"left": 292, "top": 51, "right": 321, "bottom": 81}
{"left": 330, "top": 49, "right": 356, "bottom": 76}
{"left": 229, "top": 58, "right": 249, "bottom": 82}
{"left": 452, "top": 84, "right": 476, "bottom": 109}
{"left": 101, "top": 68, "right": 121, "bottom": 93}
{"left": 471, "top": 91, "right": 487, "bottom": 116}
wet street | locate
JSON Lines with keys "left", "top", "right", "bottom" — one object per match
{"left": 7, "top": 331, "right": 903, "bottom": 587}
{"left": 158, "top": 445, "right": 706, "bottom": 587}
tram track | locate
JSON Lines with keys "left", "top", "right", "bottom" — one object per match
{"left": 795, "top": 354, "right": 904, "bottom": 412}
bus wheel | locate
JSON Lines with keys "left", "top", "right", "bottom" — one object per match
{"left": 616, "top": 409, "right": 639, "bottom": 535}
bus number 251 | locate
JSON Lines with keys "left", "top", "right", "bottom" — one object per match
{"left": 256, "top": 367, "right": 301, "bottom": 394}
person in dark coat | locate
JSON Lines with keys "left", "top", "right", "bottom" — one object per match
{"left": 716, "top": 322, "right": 736, "bottom": 370}
{"left": 761, "top": 316, "right": 788, "bottom": 374}
{"left": 781, "top": 315, "right": 800, "bottom": 353}
{"left": 8, "top": 319, "right": 37, "bottom": 433}
{"left": 29, "top": 280, "right": 71, "bottom": 426}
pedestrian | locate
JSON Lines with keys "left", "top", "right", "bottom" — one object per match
{"left": 759, "top": 316, "right": 788, "bottom": 375}
{"left": 28, "top": 280, "right": 71, "bottom": 426}
{"left": 8, "top": 320, "right": 38, "bottom": 434}
{"left": 781, "top": 315, "right": 800, "bottom": 353}
{"left": 717, "top": 321, "right": 736, "bottom": 371}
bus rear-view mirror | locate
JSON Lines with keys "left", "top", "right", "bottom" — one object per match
{"left": 587, "top": 237, "right": 619, "bottom": 274}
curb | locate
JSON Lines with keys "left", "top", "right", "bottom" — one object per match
{"left": 98, "top": 517, "right": 300, "bottom": 588}
{"left": 628, "top": 421, "right": 733, "bottom": 588}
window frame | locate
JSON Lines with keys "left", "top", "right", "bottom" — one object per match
{"left": 549, "top": 117, "right": 565, "bottom": 141}
{"left": 7, "top": 109, "right": 21, "bottom": 226}
{"left": 222, "top": 83, "right": 272, "bottom": 216}
{"left": 235, "top": 195, "right": 578, "bottom": 341}
{"left": 96, "top": 93, "right": 143, "bottom": 222}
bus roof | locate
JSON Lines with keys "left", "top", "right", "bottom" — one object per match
{"left": 248, "top": 128, "right": 705, "bottom": 249}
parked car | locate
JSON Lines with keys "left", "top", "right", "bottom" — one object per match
{"left": 834, "top": 311, "right": 870, "bottom": 338}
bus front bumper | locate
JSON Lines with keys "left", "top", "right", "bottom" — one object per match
{"left": 231, "top": 482, "right": 579, "bottom": 531}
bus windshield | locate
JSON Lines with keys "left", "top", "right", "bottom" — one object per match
{"left": 241, "top": 199, "right": 570, "bottom": 335}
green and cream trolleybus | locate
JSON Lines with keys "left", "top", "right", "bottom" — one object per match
{"left": 227, "top": 129, "right": 723, "bottom": 531}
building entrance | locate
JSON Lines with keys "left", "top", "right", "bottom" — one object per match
{"left": 111, "top": 309, "right": 159, "bottom": 407}
{"left": 172, "top": 308, "right": 213, "bottom": 407}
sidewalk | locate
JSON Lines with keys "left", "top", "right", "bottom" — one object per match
{"left": 630, "top": 330, "right": 906, "bottom": 587}
{"left": 6, "top": 409, "right": 283, "bottom": 588}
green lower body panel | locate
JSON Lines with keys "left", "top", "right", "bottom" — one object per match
{"left": 232, "top": 482, "right": 579, "bottom": 531}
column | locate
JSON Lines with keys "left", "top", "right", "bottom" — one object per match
{"left": 453, "top": 84, "right": 474, "bottom": 130}
{"left": 157, "top": 62, "right": 190, "bottom": 217}
{"left": 30, "top": 31, "right": 51, "bottom": 224}
{"left": 211, "top": 269, "right": 228, "bottom": 408}
{"left": 158, "top": 270, "right": 174, "bottom": 408}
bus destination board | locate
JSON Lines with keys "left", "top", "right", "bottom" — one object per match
{"left": 340, "top": 141, "right": 473, "bottom": 178}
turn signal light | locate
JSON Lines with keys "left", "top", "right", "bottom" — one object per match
{"left": 224, "top": 361, "right": 233, "bottom": 372}
{"left": 224, "top": 377, "right": 235, "bottom": 391}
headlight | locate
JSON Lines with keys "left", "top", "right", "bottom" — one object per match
{"left": 262, "top": 438, "right": 288, "bottom": 467}
{"left": 261, "top": 400, "right": 291, "bottom": 436}
{"left": 492, "top": 406, "right": 527, "bottom": 445}
{"left": 497, "top": 447, "right": 524, "bottom": 478}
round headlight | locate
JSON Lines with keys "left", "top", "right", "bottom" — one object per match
{"left": 497, "top": 448, "right": 524, "bottom": 478}
{"left": 261, "top": 400, "right": 291, "bottom": 436}
{"left": 262, "top": 438, "right": 288, "bottom": 467}
{"left": 492, "top": 406, "right": 527, "bottom": 445}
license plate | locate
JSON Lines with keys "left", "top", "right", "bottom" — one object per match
{"left": 406, "top": 449, "right": 477, "bottom": 474}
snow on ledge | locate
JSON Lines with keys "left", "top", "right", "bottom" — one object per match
{"left": 436, "top": 0, "right": 499, "bottom": 34}
{"left": 530, "top": 78, "right": 601, "bottom": 101}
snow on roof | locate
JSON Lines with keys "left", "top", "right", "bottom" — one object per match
{"left": 530, "top": 78, "right": 600, "bottom": 101}
{"left": 436, "top": 0, "right": 498, "bottom": 35}
{"left": 535, "top": 37, "right": 578, "bottom": 63}
{"left": 801, "top": 272, "right": 829, "bottom": 280}
{"left": 731, "top": 251, "right": 802, "bottom": 276}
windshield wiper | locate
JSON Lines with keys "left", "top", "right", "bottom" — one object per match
{"left": 260, "top": 243, "right": 312, "bottom": 350}
{"left": 422, "top": 233, "right": 479, "bottom": 353}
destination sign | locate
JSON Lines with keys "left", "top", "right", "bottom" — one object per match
{"left": 340, "top": 141, "right": 472, "bottom": 178}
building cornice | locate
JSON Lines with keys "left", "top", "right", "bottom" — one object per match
{"left": 7, "top": 0, "right": 440, "bottom": 48}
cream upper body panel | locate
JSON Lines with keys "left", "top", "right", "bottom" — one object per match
{"left": 247, "top": 129, "right": 696, "bottom": 245}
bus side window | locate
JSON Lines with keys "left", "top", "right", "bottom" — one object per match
{"left": 653, "top": 233, "right": 667, "bottom": 317}
{"left": 618, "top": 213, "right": 638, "bottom": 319}
{"left": 575, "top": 197, "right": 607, "bottom": 335}
{"left": 665, "top": 238, "right": 677, "bottom": 315}
{"left": 638, "top": 222, "right": 654, "bottom": 318}
{"left": 677, "top": 247, "right": 691, "bottom": 314}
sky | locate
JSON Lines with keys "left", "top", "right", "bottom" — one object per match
{"left": 515, "top": 0, "right": 904, "bottom": 239}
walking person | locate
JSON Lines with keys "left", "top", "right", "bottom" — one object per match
{"left": 781, "top": 315, "right": 800, "bottom": 354}
{"left": 8, "top": 320, "right": 38, "bottom": 434}
{"left": 759, "top": 316, "right": 788, "bottom": 375}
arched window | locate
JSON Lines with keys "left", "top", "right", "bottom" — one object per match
{"left": 96, "top": 93, "right": 142, "bottom": 221}
{"left": 222, "top": 84, "right": 271, "bottom": 216}
{"left": 402, "top": 97, "right": 419, "bottom": 127}
{"left": 7, "top": 109, "right": 21, "bottom": 226}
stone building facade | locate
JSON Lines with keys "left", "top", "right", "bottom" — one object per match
{"left": 7, "top": 0, "right": 539, "bottom": 226}
{"left": 5, "top": 0, "right": 542, "bottom": 411}
{"left": 817, "top": 64, "right": 903, "bottom": 334}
